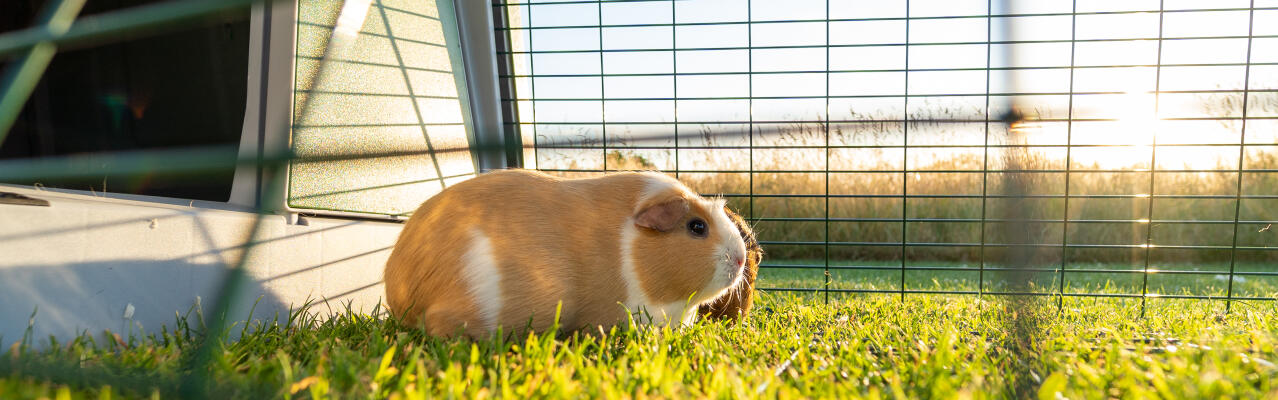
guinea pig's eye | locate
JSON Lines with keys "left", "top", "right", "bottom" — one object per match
{"left": 687, "top": 218, "right": 708, "bottom": 238}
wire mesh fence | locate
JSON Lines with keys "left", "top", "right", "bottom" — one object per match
{"left": 0, "top": 0, "right": 1276, "bottom": 353}
{"left": 492, "top": 0, "right": 1278, "bottom": 311}
{"left": 0, "top": 0, "right": 1275, "bottom": 396}
{"left": 0, "top": 0, "right": 1272, "bottom": 345}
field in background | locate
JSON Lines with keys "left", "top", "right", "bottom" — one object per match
{"left": 757, "top": 262, "right": 1277, "bottom": 301}
{"left": 535, "top": 94, "right": 1278, "bottom": 268}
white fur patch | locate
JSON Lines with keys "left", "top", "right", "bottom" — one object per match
{"left": 462, "top": 229, "right": 502, "bottom": 331}
{"left": 638, "top": 172, "right": 695, "bottom": 207}
{"left": 698, "top": 199, "right": 747, "bottom": 304}
{"left": 618, "top": 222, "right": 649, "bottom": 317}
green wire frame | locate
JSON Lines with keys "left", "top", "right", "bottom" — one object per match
{"left": 0, "top": 2, "right": 1275, "bottom": 363}
{"left": 0, "top": 0, "right": 282, "bottom": 396}
{"left": 491, "top": 0, "right": 1278, "bottom": 311}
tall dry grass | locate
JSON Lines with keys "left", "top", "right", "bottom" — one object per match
{"left": 537, "top": 98, "right": 1278, "bottom": 266}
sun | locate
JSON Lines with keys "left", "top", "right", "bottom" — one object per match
{"left": 1099, "top": 87, "right": 1160, "bottom": 170}
{"left": 1017, "top": 84, "right": 1228, "bottom": 171}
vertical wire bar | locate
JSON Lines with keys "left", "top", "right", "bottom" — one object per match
{"left": 899, "top": 0, "right": 910, "bottom": 302}
{"left": 185, "top": 186, "right": 277, "bottom": 398}
{"left": 823, "top": 0, "right": 831, "bottom": 304}
{"left": 1139, "top": 0, "right": 1166, "bottom": 317}
{"left": 993, "top": 4, "right": 1044, "bottom": 390}
{"left": 191, "top": 1, "right": 371, "bottom": 394}
{"left": 185, "top": 172, "right": 283, "bottom": 397}
{"left": 1057, "top": 0, "right": 1079, "bottom": 312}
{"left": 527, "top": 3, "right": 538, "bottom": 170}
{"left": 0, "top": 0, "right": 86, "bottom": 141}
{"left": 1224, "top": 0, "right": 1257, "bottom": 314}
{"left": 672, "top": 0, "right": 678, "bottom": 179}
{"left": 598, "top": 2, "right": 607, "bottom": 172}
{"left": 748, "top": 0, "right": 754, "bottom": 237}
{"left": 493, "top": 1, "right": 524, "bottom": 167}
{"left": 979, "top": 0, "right": 991, "bottom": 299}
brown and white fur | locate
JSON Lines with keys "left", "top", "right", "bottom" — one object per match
{"left": 698, "top": 207, "right": 762, "bottom": 321}
{"left": 383, "top": 169, "right": 749, "bottom": 338}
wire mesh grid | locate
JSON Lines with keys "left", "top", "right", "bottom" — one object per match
{"left": 0, "top": 0, "right": 1274, "bottom": 395}
{"left": 492, "top": 0, "right": 1278, "bottom": 311}
{"left": 0, "top": 0, "right": 1272, "bottom": 342}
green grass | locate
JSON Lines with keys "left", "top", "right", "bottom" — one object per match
{"left": 2, "top": 269, "right": 1277, "bottom": 399}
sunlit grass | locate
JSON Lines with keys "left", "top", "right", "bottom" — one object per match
{"left": 2, "top": 272, "right": 1277, "bottom": 399}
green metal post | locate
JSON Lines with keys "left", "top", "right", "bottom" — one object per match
{"left": 0, "top": 0, "right": 86, "bottom": 142}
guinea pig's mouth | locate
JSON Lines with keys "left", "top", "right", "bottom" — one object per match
{"left": 701, "top": 255, "right": 746, "bottom": 305}
{"left": 722, "top": 255, "right": 745, "bottom": 285}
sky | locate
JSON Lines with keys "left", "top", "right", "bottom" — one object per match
{"left": 498, "top": 0, "right": 1278, "bottom": 171}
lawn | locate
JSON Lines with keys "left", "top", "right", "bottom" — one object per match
{"left": 2, "top": 267, "right": 1276, "bottom": 399}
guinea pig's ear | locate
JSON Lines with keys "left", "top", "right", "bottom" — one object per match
{"left": 634, "top": 198, "right": 689, "bottom": 232}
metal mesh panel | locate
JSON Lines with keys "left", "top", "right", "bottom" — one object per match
{"left": 494, "top": 0, "right": 1278, "bottom": 309}
{"left": 288, "top": 0, "right": 479, "bottom": 216}
{"left": 0, "top": 0, "right": 1274, "bottom": 395}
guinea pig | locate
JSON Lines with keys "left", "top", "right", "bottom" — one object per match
{"left": 698, "top": 206, "right": 762, "bottom": 321}
{"left": 383, "top": 169, "right": 750, "bottom": 338}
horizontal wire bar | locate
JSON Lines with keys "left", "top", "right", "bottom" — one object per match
{"left": 495, "top": 0, "right": 677, "bottom": 6}
{"left": 533, "top": 143, "right": 1278, "bottom": 150}
{"left": 757, "top": 241, "right": 1278, "bottom": 251}
{"left": 500, "top": 61, "right": 1278, "bottom": 78}
{"left": 0, "top": 0, "right": 262, "bottom": 59}
{"left": 498, "top": 34, "right": 1278, "bottom": 54}
{"left": 506, "top": 116, "right": 1278, "bottom": 124}
{"left": 371, "top": 3, "right": 440, "bottom": 21}
{"left": 753, "top": 287, "right": 1276, "bottom": 300}
{"left": 505, "top": 21, "right": 1266, "bottom": 34}
{"left": 0, "top": 145, "right": 244, "bottom": 181}
{"left": 498, "top": 10, "right": 1278, "bottom": 30}
{"left": 505, "top": 88, "right": 1278, "bottom": 102}
{"left": 758, "top": 264, "right": 1278, "bottom": 276}
{"left": 0, "top": 145, "right": 490, "bottom": 180}
{"left": 295, "top": 55, "right": 455, "bottom": 74}
{"left": 539, "top": 168, "right": 1278, "bottom": 174}
{"left": 750, "top": 217, "right": 1278, "bottom": 225}
{"left": 297, "top": 89, "right": 459, "bottom": 100}
{"left": 493, "top": 5, "right": 1275, "bottom": 26}
{"left": 713, "top": 193, "right": 1278, "bottom": 200}
{"left": 5, "top": 140, "right": 1268, "bottom": 184}
{"left": 764, "top": 264, "right": 1059, "bottom": 272}
{"left": 294, "top": 122, "right": 467, "bottom": 128}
